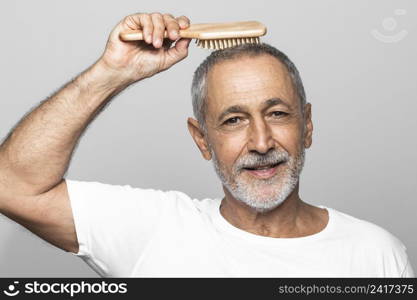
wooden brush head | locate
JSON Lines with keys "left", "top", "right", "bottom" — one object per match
{"left": 120, "top": 21, "right": 267, "bottom": 50}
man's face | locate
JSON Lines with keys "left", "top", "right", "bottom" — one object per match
{"left": 203, "top": 54, "right": 312, "bottom": 213}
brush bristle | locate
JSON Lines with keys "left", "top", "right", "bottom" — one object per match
{"left": 195, "top": 37, "right": 260, "bottom": 50}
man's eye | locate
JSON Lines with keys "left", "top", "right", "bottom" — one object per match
{"left": 224, "top": 117, "right": 241, "bottom": 125}
{"left": 271, "top": 111, "right": 287, "bottom": 118}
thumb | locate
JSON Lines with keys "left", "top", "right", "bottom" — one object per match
{"left": 164, "top": 38, "right": 191, "bottom": 67}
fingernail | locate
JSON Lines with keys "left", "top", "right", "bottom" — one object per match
{"left": 171, "top": 30, "right": 178, "bottom": 39}
{"left": 154, "top": 39, "right": 161, "bottom": 47}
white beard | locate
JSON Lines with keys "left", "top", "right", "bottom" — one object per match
{"left": 210, "top": 146, "right": 305, "bottom": 213}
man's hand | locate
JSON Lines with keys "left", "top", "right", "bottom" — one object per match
{"left": 98, "top": 12, "right": 191, "bottom": 85}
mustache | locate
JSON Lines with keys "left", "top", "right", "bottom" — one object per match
{"left": 235, "top": 149, "right": 289, "bottom": 170}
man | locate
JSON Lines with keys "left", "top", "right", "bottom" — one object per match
{"left": 0, "top": 12, "right": 414, "bottom": 277}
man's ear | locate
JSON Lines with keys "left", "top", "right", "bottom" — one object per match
{"left": 303, "top": 103, "right": 313, "bottom": 149}
{"left": 187, "top": 117, "right": 212, "bottom": 160}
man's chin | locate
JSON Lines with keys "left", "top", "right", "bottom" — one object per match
{"left": 237, "top": 172, "right": 284, "bottom": 191}
{"left": 231, "top": 184, "right": 287, "bottom": 212}
{"left": 240, "top": 197, "right": 285, "bottom": 214}
{"left": 231, "top": 175, "right": 297, "bottom": 213}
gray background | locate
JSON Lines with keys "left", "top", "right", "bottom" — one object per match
{"left": 0, "top": 0, "right": 415, "bottom": 277}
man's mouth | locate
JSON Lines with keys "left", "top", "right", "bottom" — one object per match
{"left": 242, "top": 162, "right": 284, "bottom": 179}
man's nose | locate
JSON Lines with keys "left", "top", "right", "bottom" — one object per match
{"left": 246, "top": 118, "right": 275, "bottom": 154}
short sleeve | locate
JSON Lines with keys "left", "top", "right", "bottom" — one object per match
{"left": 383, "top": 234, "right": 415, "bottom": 278}
{"left": 402, "top": 259, "right": 415, "bottom": 278}
{"left": 65, "top": 179, "right": 177, "bottom": 277}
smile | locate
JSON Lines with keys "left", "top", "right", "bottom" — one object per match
{"left": 243, "top": 162, "right": 283, "bottom": 179}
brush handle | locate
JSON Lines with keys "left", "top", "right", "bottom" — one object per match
{"left": 119, "top": 21, "right": 266, "bottom": 41}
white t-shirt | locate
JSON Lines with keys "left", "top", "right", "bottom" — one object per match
{"left": 65, "top": 179, "right": 415, "bottom": 278}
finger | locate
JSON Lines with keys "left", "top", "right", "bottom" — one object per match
{"left": 165, "top": 38, "right": 191, "bottom": 67}
{"left": 151, "top": 13, "right": 165, "bottom": 48}
{"left": 123, "top": 14, "right": 141, "bottom": 29}
{"left": 113, "top": 13, "right": 147, "bottom": 42}
{"left": 139, "top": 14, "right": 153, "bottom": 44}
{"left": 163, "top": 13, "right": 179, "bottom": 41}
{"left": 176, "top": 16, "right": 190, "bottom": 29}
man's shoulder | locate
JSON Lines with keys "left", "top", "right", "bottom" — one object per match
{"left": 327, "top": 206, "right": 406, "bottom": 251}
{"left": 326, "top": 206, "right": 413, "bottom": 277}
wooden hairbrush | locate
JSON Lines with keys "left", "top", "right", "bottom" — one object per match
{"left": 119, "top": 21, "right": 267, "bottom": 50}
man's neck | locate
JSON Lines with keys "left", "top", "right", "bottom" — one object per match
{"left": 219, "top": 183, "right": 328, "bottom": 238}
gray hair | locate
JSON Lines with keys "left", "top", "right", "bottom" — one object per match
{"left": 191, "top": 43, "right": 306, "bottom": 133}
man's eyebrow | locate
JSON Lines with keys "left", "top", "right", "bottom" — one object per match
{"left": 217, "top": 105, "right": 246, "bottom": 123}
{"left": 263, "top": 98, "right": 290, "bottom": 110}
{"left": 217, "top": 98, "right": 290, "bottom": 123}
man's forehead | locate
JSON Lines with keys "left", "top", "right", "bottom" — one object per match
{"left": 205, "top": 55, "right": 297, "bottom": 113}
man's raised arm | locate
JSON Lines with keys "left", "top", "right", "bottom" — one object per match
{"left": 0, "top": 13, "right": 191, "bottom": 253}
